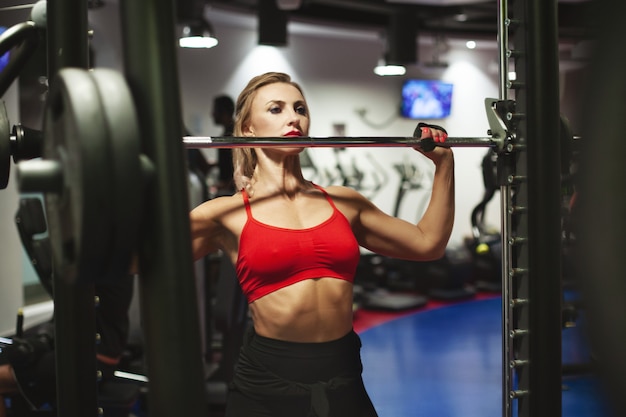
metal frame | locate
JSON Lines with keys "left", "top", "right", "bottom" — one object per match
{"left": 499, "top": 0, "right": 562, "bottom": 416}
{"left": 46, "top": 1, "right": 99, "bottom": 416}
{"left": 117, "top": 0, "right": 209, "bottom": 416}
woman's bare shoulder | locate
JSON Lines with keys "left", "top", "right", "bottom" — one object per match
{"left": 191, "top": 192, "right": 244, "bottom": 219}
{"left": 316, "top": 185, "right": 373, "bottom": 218}
{"left": 321, "top": 185, "right": 368, "bottom": 203}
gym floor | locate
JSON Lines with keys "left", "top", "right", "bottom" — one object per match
{"left": 353, "top": 292, "right": 614, "bottom": 417}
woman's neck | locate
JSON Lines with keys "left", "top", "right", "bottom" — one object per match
{"left": 250, "top": 154, "right": 310, "bottom": 198}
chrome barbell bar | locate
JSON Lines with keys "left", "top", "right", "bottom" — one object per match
{"left": 182, "top": 135, "right": 498, "bottom": 149}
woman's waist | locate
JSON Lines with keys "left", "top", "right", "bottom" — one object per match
{"left": 249, "top": 281, "right": 354, "bottom": 343}
{"left": 251, "top": 310, "right": 354, "bottom": 343}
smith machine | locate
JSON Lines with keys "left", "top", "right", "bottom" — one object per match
{"left": 0, "top": 0, "right": 567, "bottom": 416}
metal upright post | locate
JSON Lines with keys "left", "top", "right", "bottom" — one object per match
{"left": 46, "top": 0, "right": 99, "bottom": 416}
{"left": 496, "top": 2, "right": 514, "bottom": 416}
{"left": 117, "top": 1, "right": 208, "bottom": 416}
{"left": 502, "top": 0, "right": 563, "bottom": 416}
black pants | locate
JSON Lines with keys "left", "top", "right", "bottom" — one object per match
{"left": 226, "top": 328, "right": 378, "bottom": 417}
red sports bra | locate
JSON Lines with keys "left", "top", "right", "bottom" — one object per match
{"left": 235, "top": 184, "right": 360, "bottom": 303}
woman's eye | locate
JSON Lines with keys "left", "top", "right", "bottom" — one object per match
{"left": 296, "top": 106, "right": 307, "bottom": 115}
{"left": 269, "top": 106, "right": 281, "bottom": 114}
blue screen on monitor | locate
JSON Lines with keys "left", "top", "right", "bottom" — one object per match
{"left": 400, "top": 79, "right": 453, "bottom": 119}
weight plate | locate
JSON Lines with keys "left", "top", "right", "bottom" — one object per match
{"left": 0, "top": 101, "right": 11, "bottom": 189}
{"left": 89, "top": 69, "right": 142, "bottom": 282}
{"left": 43, "top": 68, "right": 115, "bottom": 284}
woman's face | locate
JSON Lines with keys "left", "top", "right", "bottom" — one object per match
{"left": 243, "top": 82, "right": 310, "bottom": 139}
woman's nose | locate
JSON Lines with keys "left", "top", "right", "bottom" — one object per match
{"left": 287, "top": 112, "right": 301, "bottom": 126}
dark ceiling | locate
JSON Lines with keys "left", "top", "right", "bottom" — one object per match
{"left": 206, "top": 0, "right": 594, "bottom": 42}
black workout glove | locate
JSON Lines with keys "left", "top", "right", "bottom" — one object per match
{"left": 413, "top": 122, "right": 448, "bottom": 152}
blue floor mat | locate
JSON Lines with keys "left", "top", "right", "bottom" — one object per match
{"left": 359, "top": 297, "right": 612, "bottom": 417}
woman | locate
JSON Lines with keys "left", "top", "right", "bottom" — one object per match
{"left": 190, "top": 72, "right": 454, "bottom": 417}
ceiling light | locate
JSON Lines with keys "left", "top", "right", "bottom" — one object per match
{"left": 374, "top": 60, "right": 406, "bottom": 76}
{"left": 374, "top": 9, "right": 415, "bottom": 77}
{"left": 179, "top": 19, "right": 218, "bottom": 48}
{"left": 466, "top": 40, "right": 477, "bottom": 49}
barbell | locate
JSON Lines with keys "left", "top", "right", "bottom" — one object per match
{"left": 1, "top": 117, "right": 500, "bottom": 191}
{"left": 11, "top": 67, "right": 519, "bottom": 285}
{"left": 182, "top": 134, "right": 497, "bottom": 150}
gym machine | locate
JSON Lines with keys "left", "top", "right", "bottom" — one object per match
{"left": 0, "top": 0, "right": 571, "bottom": 416}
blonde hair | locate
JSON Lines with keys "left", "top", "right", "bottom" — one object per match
{"left": 232, "top": 72, "right": 307, "bottom": 192}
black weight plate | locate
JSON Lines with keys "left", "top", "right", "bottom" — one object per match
{"left": 89, "top": 69, "right": 142, "bottom": 282}
{"left": 43, "top": 68, "right": 114, "bottom": 284}
{"left": 0, "top": 101, "right": 11, "bottom": 189}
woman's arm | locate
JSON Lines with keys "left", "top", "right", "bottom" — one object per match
{"left": 342, "top": 143, "right": 455, "bottom": 261}
{"left": 188, "top": 193, "right": 246, "bottom": 263}
{"left": 189, "top": 200, "right": 224, "bottom": 262}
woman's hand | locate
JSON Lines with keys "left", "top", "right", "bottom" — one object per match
{"left": 414, "top": 124, "right": 453, "bottom": 165}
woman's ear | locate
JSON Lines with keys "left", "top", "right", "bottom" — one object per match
{"left": 242, "top": 124, "right": 254, "bottom": 137}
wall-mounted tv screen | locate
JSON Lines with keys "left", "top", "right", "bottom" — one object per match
{"left": 400, "top": 79, "right": 453, "bottom": 119}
